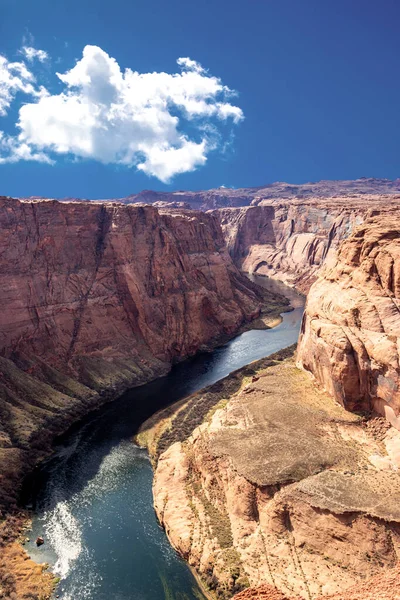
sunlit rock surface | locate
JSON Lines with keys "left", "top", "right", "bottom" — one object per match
{"left": 146, "top": 349, "right": 400, "bottom": 599}
{"left": 297, "top": 212, "right": 400, "bottom": 430}
{"left": 216, "top": 196, "right": 400, "bottom": 293}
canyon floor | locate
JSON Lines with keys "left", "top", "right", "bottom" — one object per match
{"left": 0, "top": 283, "right": 287, "bottom": 600}
{"left": 139, "top": 347, "right": 400, "bottom": 600}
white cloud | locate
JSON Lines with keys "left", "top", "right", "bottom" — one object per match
{"left": 0, "top": 45, "right": 243, "bottom": 182}
{"left": 176, "top": 57, "right": 205, "bottom": 74}
{"left": 137, "top": 139, "right": 208, "bottom": 181}
{"left": 20, "top": 46, "right": 49, "bottom": 63}
{"left": 0, "top": 132, "right": 53, "bottom": 164}
{"left": 0, "top": 55, "right": 37, "bottom": 116}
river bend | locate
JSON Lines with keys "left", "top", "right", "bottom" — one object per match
{"left": 26, "top": 277, "right": 304, "bottom": 600}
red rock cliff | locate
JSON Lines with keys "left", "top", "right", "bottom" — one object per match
{"left": 0, "top": 198, "right": 267, "bottom": 509}
{"left": 216, "top": 196, "right": 400, "bottom": 293}
{"left": 148, "top": 349, "right": 400, "bottom": 600}
{"left": 297, "top": 212, "right": 400, "bottom": 428}
{"left": 0, "top": 198, "right": 263, "bottom": 373}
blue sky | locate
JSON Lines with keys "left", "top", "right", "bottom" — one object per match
{"left": 0, "top": 0, "right": 399, "bottom": 198}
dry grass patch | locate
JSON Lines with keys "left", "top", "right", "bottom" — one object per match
{"left": 208, "top": 360, "right": 363, "bottom": 487}
{"left": 137, "top": 345, "right": 297, "bottom": 461}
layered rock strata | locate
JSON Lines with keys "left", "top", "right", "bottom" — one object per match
{"left": 4, "top": 189, "right": 400, "bottom": 600}
{"left": 297, "top": 212, "right": 400, "bottom": 429}
{"left": 216, "top": 197, "right": 400, "bottom": 293}
{"left": 0, "top": 197, "right": 279, "bottom": 511}
{"left": 141, "top": 348, "right": 400, "bottom": 600}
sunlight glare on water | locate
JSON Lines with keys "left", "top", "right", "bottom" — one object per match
{"left": 27, "top": 276, "right": 304, "bottom": 600}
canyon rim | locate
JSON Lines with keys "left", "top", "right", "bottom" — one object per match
{"left": 0, "top": 180, "right": 399, "bottom": 600}
{"left": 2, "top": 2, "right": 400, "bottom": 597}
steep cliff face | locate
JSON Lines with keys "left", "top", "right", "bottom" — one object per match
{"left": 146, "top": 349, "right": 400, "bottom": 600}
{"left": 0, "top": 198, "right": 264, "bottom": 370}
{"left": 297, "top": 213, "right": 400, "bottom": 429}
{"left": 0, "top": 197, "right": 270, "bottom": 510}
{"left": 146, "top": 204, "right": 400, "bottom": 600}
{"left": 216, "top": 197, "right": 400, "bottom": 293}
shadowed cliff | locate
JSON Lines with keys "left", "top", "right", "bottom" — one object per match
{"left": 0, "top": 198, "right": 285, "bottom": 513}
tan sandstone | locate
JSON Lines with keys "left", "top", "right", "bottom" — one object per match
{"left": 216, "top": 196, "right": 400, "bottom": 293}
{"left": 297, "top": 212, "right": 400, "bottom": 429}
{"left": 143, "top": 349, "right": 400, "bottom": 599}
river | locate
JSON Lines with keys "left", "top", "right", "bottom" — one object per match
{"left": 25, "top": 276, "right": 304, "bottom": 600}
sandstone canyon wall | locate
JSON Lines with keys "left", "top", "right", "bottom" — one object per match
{"left": 0, "top": 197, "right": 275, "bottom": 511}
{"left": 3, "top": 188, "right": 400, "bottom": 600}
{"left": 144, "top": 349, "right": 400, "bottom": 600}
{"left": 143, "top": 199, "right": 400, "bottom": 600}
{"left": 297, "top": 212, "right": 400, "bottom": 430}
{"left": 216, "top": 196, "right": 400, "bottom": 293}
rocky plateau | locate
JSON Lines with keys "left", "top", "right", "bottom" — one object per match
{"left": 119, "top": 177, "right": 400, "bottom": 210}
{"left": 143, "top": 347, "right": 400, "bottom": 600}
{"left": 138, "top": 189, "right": 400, "bottom": 600}
{"left": 20, "top": 177, "right": 400, "bottom": 211}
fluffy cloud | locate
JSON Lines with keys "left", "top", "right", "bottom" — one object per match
{"left": 0, "top": 45, "right": 243, "bottom": 181}
{"left": 0, "top": 132, "right": 53, "bottom": 164}
{"left": 20, "top": 46, "right": 49, "bottom": 63}
{"left": 0, "top": 55, "right": 40, "bottom": 116}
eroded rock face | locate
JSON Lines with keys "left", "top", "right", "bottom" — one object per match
{"left": 297, "top": 213, "right": 400, "bottom": 429}
{"left": 216, "top": 197, "right": 400, "bottom": 293}
{"left": 149, "top": 350, "right": 400, "bottom": 600}
{"left": 0, "top": 197, "right": 266, "bottom": 510}
{"left": 0, "top": 198, "right": 263, "bottom": 370}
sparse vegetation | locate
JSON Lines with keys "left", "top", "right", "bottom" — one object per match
{"left": 150, "top": 348, "right": 400, "bottom": 600}
{"left": 137, "top": 345, "right": 297, "bottom": 463}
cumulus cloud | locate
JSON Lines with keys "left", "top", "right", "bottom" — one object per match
{"left": 20, "top": 46, "right": 49, "bottom": 63}
{"left": 0, "top": 132, "right": 53, "bottom": 164}
{"left": 176, "top": 57, "right": 205, "bottom": 74}
{"left": 0, "top": 55, "right": 40, "bottom": 116}
{"left": 0, "top": 45, "right": 243, "bottom": 181}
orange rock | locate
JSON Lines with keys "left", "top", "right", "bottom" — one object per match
{"left": 297, "top": 212, "right": 400, "bottom": 428}
{"left": 152, "top": 354, "right": 400, "bottom": 600}
{"left": 216, "top": 196, "right": 400, "bottom": 293}
{"left": 232, "top": 564, "right": 400, "bottom": 600}
{"left": 0, "top": 197, "right": 265, "bottom": 511}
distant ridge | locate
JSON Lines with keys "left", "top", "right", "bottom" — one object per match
{"left": 18, "top": 177, "right": 400, "bottom": 210}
